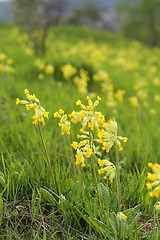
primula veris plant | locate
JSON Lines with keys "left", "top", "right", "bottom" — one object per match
{"left": 146, "top": 162, "right": 160, "bottom": 198}
{"left": 16, "top": 89, "right": 49, "bottom": 125}
{"left": 54, "top": 96, "right": 127, "bottom": 174}
{"left": 16, "top": 89, "right": 57, "bottom": 193}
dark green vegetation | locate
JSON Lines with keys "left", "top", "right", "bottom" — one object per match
{"left": 0, "top": 23, "right": 160, "bottom": 239}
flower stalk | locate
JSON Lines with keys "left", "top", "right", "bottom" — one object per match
{"left": 38, "top": 123, "right": 57, "bottom": 194}
{"left": 115, "top": 145, "right": 121, "bottom": 212}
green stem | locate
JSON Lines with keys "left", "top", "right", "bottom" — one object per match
{"left": 91, "top": 154, "right": 101, "bottom": 208}
{"left": 115, "top": 145, "right": 121, "bottom": 212}
{"left": 38, "top": 123, "right": 57, "bottom": 194}
{"left": 66, "top": 135, "right": 76, "bottom": 178}
{"left": 88, "top": 130, "right": 101, "bottom": 208}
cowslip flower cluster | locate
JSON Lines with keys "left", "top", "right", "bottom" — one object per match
{"left": 146, "top": 162, "right": 160, "bottom": 198}
{"left": 54, "top": 96, "right": 127, "bottom": 183}
{"left": 16, "top": 89, "right": 49, "bottom": 125}
{"left": 73, "top": 69, "right": 90, "bottom": 95}
{"left": 70, "top": 96, "right": 105, "bottom": 131}
{"left": 61, "top": 64, "right": 76, "bottom": 80}
{"left": 54, "top": 109, "right": 71, "bottom": 135}
{"left": 69, "top": 96, "right": 105, "bottom": 166}
{"left": 98, "top": 119, "right": 127, "bottom": 153}
{"left": 98, "top": 158, "right": 116, "bottom": 182}
{"left": 71, "top": 130, "right": 101, "bottom": 167}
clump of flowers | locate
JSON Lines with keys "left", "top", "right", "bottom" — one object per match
{"left": 70, "top": 96, "right": 105, "bottom": 131}
{"left": 146, "top": 162, "right": 160, "bottom": 198}
{"left": 61, "top": 64, "right": 76, "bottom": 80}
{"left": 54, "top": 96, "right": 127, "bottom": 192}
{"left": 54, "top": 109, "right": 71, "bottom": 135}
{"left": 34, "top": 59, "right": 54, "bottom": 79}
{"left": 16, "top": 89, "right": 49, "bottom": 125}
{"left": 44, "top": 64, "right": 54, "bottom": 75}
{"left": 73, "top": 69, "right": 90, "bottom": 95}
{"left": 98, "top": 119, "right": 128, "bottom": 153}
{"left": 98, "top": 158, "right": 116, "bottom": 182}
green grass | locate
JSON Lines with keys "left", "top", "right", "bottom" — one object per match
{"left": 0, "top": 23, "right": 160, "bottom": 239}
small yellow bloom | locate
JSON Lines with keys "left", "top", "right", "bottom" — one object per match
{"left": 123, "top": 137, "right": 128, "bottom": 143}
{"left": 147, "top": 173, "right": 157, "bottom": 181}
{"left": 76, "top": 100, "right": 82, "bottom": 106}
{"left": 117, "top": 212, "right": 127, "bottom": 221}
{"left": 24, "top": 89, "right": 29, "bottom": 94}
{"left": 44, "top": 112, "right": 49, "bottom": 118}
{"left": 45, "top": 64, "right": 54, "bottom": 75}
{"left": 54, "top": 111, "right": 59, "bottom": 118}
{"left": 16, "top": 98, "right": 21, "bottom": 105}
{"left": 58, "top": 109, "right": 64, "bottom": 115}
{"left": 85, "top": 148, "right": 92, "bottom": 158}
{"left": 71, "top": 141, "right": 78, "bottom": 149}
{"left": 146, "top": 183, "right": 152, "bottom": 189}
{"left": 17, "top": 89, "right": 49, "bottom": 126}
{"left": 26, "top": 103, "right": 32, "bottom": 110}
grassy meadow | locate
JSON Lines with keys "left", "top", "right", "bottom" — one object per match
{"left": 0, "top": 22, "right": 160, "bottom": 239}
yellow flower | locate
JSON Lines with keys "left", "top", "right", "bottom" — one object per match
{"left": 24, "top": 89, "right": 29, "bottom": 94}
{"left": 71, "top": 141, "right": 78, "bottom": 149}
{"left": 76, "top": 100, "right": 82, "bottom": 106}
{"left": 129, "top": 96, "right": 139, "bottom": 108}
{"left": 26, "top": 103, "right": 32, "bottom": 110}
{"left": 98, "top": 119, "right": 127, "bottom": 153}
{"left": 146, "top": 162, "right": 160, "bottom": 198}
{"left": 44, "top": 64, "right": 54, "bottom": 75}
{"left": 16, "top": 98, "right": 21, "bottom": 105}
{"left": 61, "top": 64, "right": 76, "bottom": 79}
{"left": 54, "top": 111, "right": 60, "bottom": 118}
{"left": 16, "top": 89, "right": 49, "bottom": 126}
{"left": 75, "top": 150, "right": 85, "bottom": 167}
{"left": 54, "top": 109, "right": 71, "bottom": 135}
{"left": 98, "top": 158, "right": 116, "bottom": 182}
{"left": 117, "top": 212, "right": 127, "bottom": 221}
{"left": 85, "top": 148, "right": 92, "bottom": 158}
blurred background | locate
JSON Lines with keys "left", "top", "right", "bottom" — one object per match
{"left": 0, "top": 0, "right": 160, "bottom": 48}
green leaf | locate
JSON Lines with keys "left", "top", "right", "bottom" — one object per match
{"left": 65, "top": 178, "right": 75, "bottom": 192}
{"left": 88, "top": 216, "right": 108, "bottom": 237}
{"left": 40, "top": 188, "right": 56, "bottom": 206}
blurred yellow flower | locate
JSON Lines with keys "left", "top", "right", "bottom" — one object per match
{"left": 146, "top": 162, "right": 160, "bottom": 198}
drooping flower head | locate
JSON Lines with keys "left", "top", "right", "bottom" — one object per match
{"left": 16, "top": 89, "right": 49, "bottom": 125}
{"left": 146, "top": 162, "right": 160, "bottom": 198}
{"left": 98, "top": 158, "right": 116, "bottom": 182}
{"left": 54, "top": 109, "right": 71, "bottom": 135}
